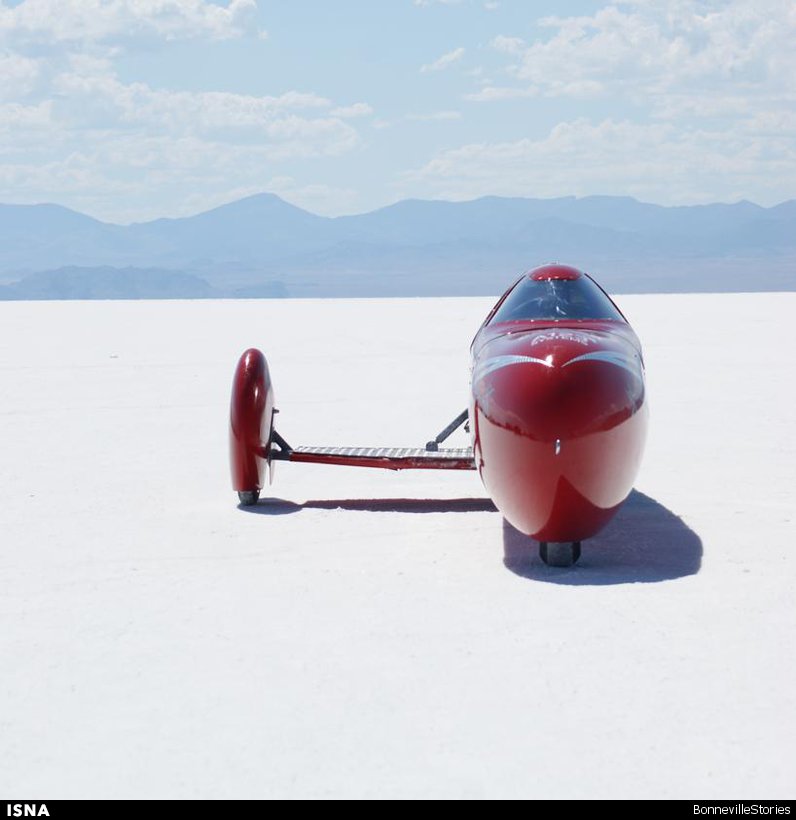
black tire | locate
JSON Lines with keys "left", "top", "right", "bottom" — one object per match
{"left": 238, "top": 490, "right": 260, "bottom": 506}
{"left": 539, "top": 541, "right": 581, "bottom": 567}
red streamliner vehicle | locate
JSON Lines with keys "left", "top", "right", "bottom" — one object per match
{"left": 230, "top": 264, "right": 648, "bottom": 567}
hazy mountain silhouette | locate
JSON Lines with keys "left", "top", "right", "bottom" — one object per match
{"left": 0, "top": 193, "right": 793, "bottom": 298}
{"left": 0, "top": 266, "right": 217, "bottom": 300}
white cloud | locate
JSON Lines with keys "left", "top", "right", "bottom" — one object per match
{"left": 421, "top": 46, "right": 465, "bottom": 73}
{"left": 2, "top": 0, "right": 792, "bottom": 219}
{"left": 0, "top": 53, "right": 40, "bottom": 100}
{"left": 454, "top": 1, "right": 796, "bottom": 205}
{"left": 330, "top": 102, "right": 374, "bottom": 118}
{"left": 403, "top": 117, "right": 796, "bottom": 206}
{"left": 0, "top": 52, "right": 370, "bottom": 221}
{"left": 0, "top": 127, "right": 360, "bottom": 222}
{"left": 414, "top": 0, "right": 463, "bottom": 6}
{"left": 43, "top": 64, "right": 356, "bottom": 152}
{"left": 484, "top": 2, "right": 500, "bottom": 10}
{"left": 482, "top": 1, "right": 796, "bottom": 104}
{"left": 0, "top": 99, "right": 51, "bottom": 132}
{"left": 0, "top": 0, "right": 259, "bottom": 44}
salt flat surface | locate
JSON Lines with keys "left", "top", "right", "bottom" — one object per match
{"left": 0, "top": 293, "right": 794, "bottom": 799}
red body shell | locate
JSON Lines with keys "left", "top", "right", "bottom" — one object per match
{"left": 229, "top": 348, "right": 274, "bottom": 492}
{"left": 470, "top": 282, "right": 648, "bottom": 542}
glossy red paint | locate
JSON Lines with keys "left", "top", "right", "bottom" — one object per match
{"left": 470, "top": 272, "right": 648, "bottom": 542}
{"left": 229, "top": 348, "right": 274, "bottom": 492}
{"left": 530, "top": 263, "right": 582, "bottom": 281}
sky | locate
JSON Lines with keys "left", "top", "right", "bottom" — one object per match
{"left": 0, "top": 0, "right": 794, "bottom": 223}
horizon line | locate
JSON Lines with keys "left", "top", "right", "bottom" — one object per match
{"left": 1, "top": 191, "right": 793, "bottom": 228}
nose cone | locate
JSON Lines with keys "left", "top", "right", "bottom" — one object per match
{"left": 471, "top": 328, "right": 647, "bottom": 541}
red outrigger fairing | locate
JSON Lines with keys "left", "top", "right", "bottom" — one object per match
{"left": 229, "top": 264, "right": 648, "bottom": 567}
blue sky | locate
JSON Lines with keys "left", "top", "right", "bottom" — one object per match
{"left": 1, "top": 0, "right": 794, "bottom": 222}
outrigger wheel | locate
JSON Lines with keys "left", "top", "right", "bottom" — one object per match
{"left": 229, "top": 348, "right": 276, "bottom": 506}
{"left": 539, "top": 541, "right": 582, "bottom": 567}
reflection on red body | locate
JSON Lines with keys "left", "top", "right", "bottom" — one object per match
{"left": 470, "top": 265, "right": 648, "bottom": 541}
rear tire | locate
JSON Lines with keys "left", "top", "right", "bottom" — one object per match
{"left": 238, "top": 490, "right": 260, "bottom": 506}
{"left": 539, "top": 541, "right": 581, "bottom": 567}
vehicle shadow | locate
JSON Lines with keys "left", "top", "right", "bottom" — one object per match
{"left": 502, "top": 489, "right": 702, "bottom": 585}
{"left": 242, "top": 490, "right": 701, "bottom": 585}
{"left": 242, "top": 497, "right": 498, "bottom": 515}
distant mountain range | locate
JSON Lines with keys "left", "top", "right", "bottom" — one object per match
{"left": 0, "top": 193, "right": 793, "bottom": 299}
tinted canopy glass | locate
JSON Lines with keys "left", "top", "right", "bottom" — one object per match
{"left": 490, "top": 275, "right": 625, "bottom": 323}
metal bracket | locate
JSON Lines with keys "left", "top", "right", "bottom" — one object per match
{"left": 270, "top": 428, "right": 293, "bottom": 460}
{"left": 425, "top": 409, "right": 469, "bottom": 451}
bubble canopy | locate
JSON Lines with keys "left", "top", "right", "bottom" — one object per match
{"left": 490, "top": 266, "right": 625, "bottom": 323}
